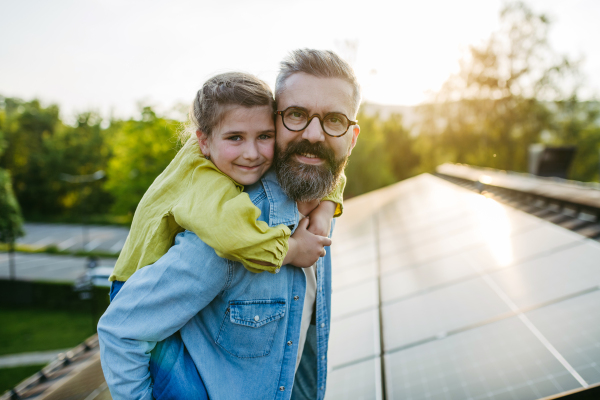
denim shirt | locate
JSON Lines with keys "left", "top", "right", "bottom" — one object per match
{"left": 97, "top": 169, "right": 333, "bottom": 400}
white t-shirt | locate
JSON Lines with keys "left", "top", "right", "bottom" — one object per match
{"left": 295, "top": 213, "right": 318, "bottom": 371}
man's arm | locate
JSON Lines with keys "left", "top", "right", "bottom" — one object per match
{"left": 97, "top": 231, "right": 229, "bottom": 400}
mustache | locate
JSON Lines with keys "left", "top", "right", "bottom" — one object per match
{"left": 280, "top": 140, "right": 335, "bottom": 166}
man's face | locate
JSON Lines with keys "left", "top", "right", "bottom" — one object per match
{"left": 275, "top": 73, "right": 360, "bottom": 202}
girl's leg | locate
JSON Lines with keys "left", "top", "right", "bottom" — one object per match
{"left": 109, "top": 280, "right": 126, "bottom": 302}
{"left": 150, "top": 331, "right": 209, "bottom": 400}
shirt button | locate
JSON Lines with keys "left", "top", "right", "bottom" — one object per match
{"left": 320, "top": 386, "right": 324, "bottom": 390}
{"left": 254, "top": 315, "right": 260, "bottom": 321}
{"left": 321, "top": 355, "right": 325, "bottom": 360}
{"left": 275, "top": 268, "right": 280, "bottom": 273}
{"left": 293, "top": 296, "right": 299, "bottom": 301}
{"left": 287, "top": 341, "right": 293, "bottom": 346}
{"left": 321, "top": 323, "right": 325, "bottom": 328}
{"left": 279, "top": 386, "right": 285, "bottom": 391}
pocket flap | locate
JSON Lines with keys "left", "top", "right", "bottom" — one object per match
{"left": 229, "top": 299, "right": 286, "bottom": 328}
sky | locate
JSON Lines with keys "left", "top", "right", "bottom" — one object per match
{"left": 1, "top": 0, "right": 599, "bottom": 122}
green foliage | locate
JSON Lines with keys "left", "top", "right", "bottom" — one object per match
{"left": 550, "top": 99, "right": 600, "bottom": 182}
{"left": 0, "top": 364, "right": 46, "bottom": 394}
{"left": 0, "top": 169, "right": 24, "bottom": 244}
{"left": 414, "top": 1, "right": 600, "bottom": 182}
{"left": 0, "top": 124, "right": 24, "bottom": 244}
{"left": 105, "top": 107, "right": 180, "bottom": 215}
{"left": 0, "top": 97, "right": 63, "bottom": 216}
{"left": 345, "top": 110, "right": 420, "bottom": 197}
{"left": 1, "top": 0, "right": 599, "bottom": 223}
{"left": 0, "top": 97, "right": 112, "bottom": 218}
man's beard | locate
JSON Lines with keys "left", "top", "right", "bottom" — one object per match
{"left": 275, "top": 139, "right": 347, "bottom": 202}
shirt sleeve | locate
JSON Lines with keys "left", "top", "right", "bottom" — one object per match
{"left": 172, "top": 164, "right": 291, "bottom": 274}
{"left": 321, "top": 170, "right": 346, "bottom": 217}
{"left": 98, "top": 231, "right": 230, "bottom": 400}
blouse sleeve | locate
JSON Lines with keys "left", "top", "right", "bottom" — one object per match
{"left": 172, "top": 164, "right": 290, "bottom": 274}
{"left": 321, "top": 170, "right": 346, "bottom": 217}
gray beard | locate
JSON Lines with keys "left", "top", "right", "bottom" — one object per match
{"left": 275, "top": 142, "right": 347, "bottom": 202}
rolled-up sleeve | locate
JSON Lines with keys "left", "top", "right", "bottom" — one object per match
{"left": 97, "top": 231, "right": 229, "bottom": 400}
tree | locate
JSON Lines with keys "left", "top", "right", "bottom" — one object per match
{"left": 0, "top": 128, "right": 24, "bottom": 279}
{"left": 105, "top": 107, "right": 180, "bottom": 215}
{"left": 0, "top": 96, "right": 114, "bottom": 219}
{"left": 345, "top": 109, "right": 420, "bottom": 197}
{"left": 416, "top": 1, "right": 581, "bottom": 175}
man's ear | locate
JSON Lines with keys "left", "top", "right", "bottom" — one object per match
{"left": 346, "top": 124, "right": 360, "bottom": 156}
{"left": 196, "top": 130, "right": 210, "bottom": 157}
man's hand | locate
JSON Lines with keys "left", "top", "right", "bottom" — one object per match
{"left": 306, "top": 200, "right": 336, "bottom": 237}
{"left": 283, "top": 217, "right": 332, "bottom": 268}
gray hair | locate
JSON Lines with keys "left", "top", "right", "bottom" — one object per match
{"left": 275, "top": 49, "right": 362, "bottom": 118}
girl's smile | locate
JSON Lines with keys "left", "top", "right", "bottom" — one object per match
{"left": 197, "top": 105, "right": 275, "bottom": 186}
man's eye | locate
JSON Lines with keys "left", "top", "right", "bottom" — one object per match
{"left": 291, "top": 112, "right": 304, "bottom": 118}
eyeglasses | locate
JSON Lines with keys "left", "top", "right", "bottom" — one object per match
{"left": 275, "top": 107, "right": 357, "bottom": 137}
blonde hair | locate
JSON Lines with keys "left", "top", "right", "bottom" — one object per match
{"left": 181, "top": 72, "right": 275, "bottom": 143}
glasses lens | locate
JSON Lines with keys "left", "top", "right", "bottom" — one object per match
{"left": 323, "top": 113, "right": 349, "bottom": 136}
{"left": 283, "top": 108, "right": 308, "bottom": 130}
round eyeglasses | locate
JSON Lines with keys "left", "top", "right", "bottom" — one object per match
{"left": 275, "top": 107, "right": 358, "bottom": 137}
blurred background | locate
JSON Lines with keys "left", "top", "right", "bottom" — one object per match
{"left": 1, "top": 0, "right": 599, "bottom": 398}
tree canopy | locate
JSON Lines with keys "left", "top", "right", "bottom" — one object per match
{"left": 0, "top": 2, "right": 598, "bottom": 223}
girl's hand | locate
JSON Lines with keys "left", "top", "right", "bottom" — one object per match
{"left": 283, "top": 217, "right": 332, "bottom": 268}
{"left": 306, "top": 201, "right": 336, "bottom": 237}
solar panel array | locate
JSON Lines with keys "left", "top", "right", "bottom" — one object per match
{"left": 326, "top": 173, "right": 600, "bottom": 400}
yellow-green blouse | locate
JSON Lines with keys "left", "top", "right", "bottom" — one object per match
{"left": 109, "top": 139, "right": 345, "bottom": 281}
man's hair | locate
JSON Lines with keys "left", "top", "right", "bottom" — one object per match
{"left": 275, "top": 49, "right": 361, "bottom": 117}
{"left": 181, "top": 72, "right": 275, "bottom": 142}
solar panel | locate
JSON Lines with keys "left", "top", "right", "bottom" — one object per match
{"left": 325, "top": 358, "right": 383, "bottom": 400}
{"left": 382, "top": 277, "right": 511, "bottom": 350}
{"left": 325, "top": 173, "right": 600, "bottom": 399}
{"left": 525, "top": 290, "right": 600, "bottom": 385}
{"left": 385, "top": 316, "right": 582, "bottom": 400}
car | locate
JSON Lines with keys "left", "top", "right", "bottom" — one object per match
{"left": 74, "top": 266, "right": 114, "bottom": 291}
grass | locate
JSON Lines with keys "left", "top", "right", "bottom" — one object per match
{"left": 0, "top": 364, "right": 46, "bottom": 395}
{"left": 0, "top": 307, "right": 100, "bottom": 356}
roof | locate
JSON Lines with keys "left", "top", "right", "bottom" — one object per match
{"left": 326, "top": 172, "right": 600, "bottom": 399}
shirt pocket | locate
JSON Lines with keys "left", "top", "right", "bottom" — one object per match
{"left": 216, "top": 299, "right": 286, "bottom": 358}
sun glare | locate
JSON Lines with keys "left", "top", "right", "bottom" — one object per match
{"left": 473, "top": 195, "right": 513, "bottom": 267}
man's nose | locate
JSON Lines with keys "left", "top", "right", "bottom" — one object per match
{"left": 301, "top": 117, "right": 325, "bottom": 143}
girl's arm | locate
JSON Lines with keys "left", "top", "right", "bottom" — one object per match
{"left": 304, "top": 172, "right": 346, "bottom": 237}
{"left": 172, "top": 164, "right": 289, "bottom": 273}
{"left": 321, "top": 171, "right": 346, "bottom": 217}
{"left": 173, "top": 160, "right": 345, "bottom": 273}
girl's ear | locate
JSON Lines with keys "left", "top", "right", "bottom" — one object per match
{"left": 196, "top": 130, "right": 210, "bottom": 158}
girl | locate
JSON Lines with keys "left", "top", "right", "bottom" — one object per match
{"left": 108, "top": 71, "right": 344, "bottom": 288}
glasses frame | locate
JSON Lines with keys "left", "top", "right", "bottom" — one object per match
{"left": 275, "top": 107, "right": 358, "bottom": 138}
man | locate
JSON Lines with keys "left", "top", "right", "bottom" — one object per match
{"left": 98, "top": 49, "right": 361, "bottom": 400}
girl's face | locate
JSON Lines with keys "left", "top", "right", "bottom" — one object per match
{"left": 197, "top": 105, "right": 275, "bottom": 185}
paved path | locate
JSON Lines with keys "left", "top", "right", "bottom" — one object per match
{"left": 0, "top": 252, "right": 116, "bottom": 282}
{"left": 0, "top": 349, "right": 71, "bottom": 368}
{"left": 17, "top": 223, "right": 129, "bottom": 254}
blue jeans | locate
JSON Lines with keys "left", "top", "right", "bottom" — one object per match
{"left": 109, "top": 281, "right": 209, "bottom": 400}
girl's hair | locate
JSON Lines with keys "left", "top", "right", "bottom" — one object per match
{"left": 181, "top": 72, "right": 275, "bottom": 143}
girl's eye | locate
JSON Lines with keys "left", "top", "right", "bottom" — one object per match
{"left": 227, "top": 135, "right": 242, "bottom": 141}
{"left": 259, "top": 134, "right": 273, "bottom": 140}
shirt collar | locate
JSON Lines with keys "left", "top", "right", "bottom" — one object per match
{"left": 260, "top": 168, "right": 299, "bottom": 228}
